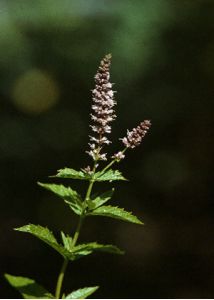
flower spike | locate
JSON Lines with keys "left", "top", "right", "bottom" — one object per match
{"left": 121, "top": 120, "right": 151, "bottom": 149}
{"left": 87, "top": 54, "right": 117, "bottom": 161}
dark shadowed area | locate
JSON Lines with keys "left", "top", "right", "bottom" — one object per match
{"left": 1, "top": 0, "right": 214, "bottom": 298}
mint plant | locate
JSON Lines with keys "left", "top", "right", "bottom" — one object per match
{"left": 5, "top": 54, "right": 151, "bottom": 299}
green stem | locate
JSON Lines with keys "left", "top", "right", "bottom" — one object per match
{"left": 55, "top": 259, "right": 68, "bottom": 299}
{"left": 101, "top": 159, "right": 116, "bottom": 173}
{"left": 54, "top": 162, "right": 98, "bottom": 299}
{"left": 85, "top": 180, "right": 94, "bottom": 201}
{"left": 55, "top": 217, "right": 85, "bottom": 299}
{"left": 72, "top": 214, "right": 84, "bottom": 247}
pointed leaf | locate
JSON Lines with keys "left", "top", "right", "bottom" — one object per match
{"left": 15, "top": 224, "right": 70, "bottom": 258}
{"left": 61, "top": 232, "right": 73, "bottom": 251}
{"left": 88, "top": 205, "right": 143, "bottom": 224}
{"left": 65, "top": 286, "right": 99, "bottom": 299}
{"left": 94, "top": 169, "right": 127, "bottom": 182}
{"left": 53, "top": 168, "right": 91, "bottom": 180}
{"left": 69, "top": 242, "right": 124, "bottom": 260}
{"left": 4, "top": 274, "right": 54, "bottom": 299}
{"left": 38, "top": 183, "right": 83, "bottom": 215}
{"left": 87, "top": 189, "right": 114, "bottom": 210}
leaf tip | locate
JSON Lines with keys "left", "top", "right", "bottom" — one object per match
{"left": 134, "top": 218, "right": 144, "bottom": 225}
{"left": 4, "top": 273, "right": 10, "bottom": 280}
{"left": 14, "top": 226, "right": 25, "bottom": 232}
{"left": 14, "top": 224, "right": 34, "bottom": 233}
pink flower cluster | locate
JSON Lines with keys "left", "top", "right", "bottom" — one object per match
{"left": 87, "top": 54, "right": 116, "bottom": 161}
{"left": 121, "top": 120, "right": 151, "bottom": 149}
{"left": 87, "top": 54, "right": 151, "bottom": 163}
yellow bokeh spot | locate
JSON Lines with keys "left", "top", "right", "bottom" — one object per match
{"left": 12, "top": 69, "right": 60, "bottom": 114}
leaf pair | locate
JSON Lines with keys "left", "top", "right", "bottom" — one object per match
{"left": 5, "top": 274, "right": 98, "bottom": 299}
{"left": 38, "top": 182, "right": 143, "bottom": 225}
{"left": 15, "top": 224, "right": 124, "bottom": 261}
{"left": 53, "top": 167, "right": 127, "bottom": 182}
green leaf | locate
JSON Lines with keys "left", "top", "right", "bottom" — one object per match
{"left": 70, "top": 242, "right": 124, "bottom": 260}
{"left": 52, "top": 168, "right": 91, "bottom": 180}
{"left": 87, "top": 189, "right": 114, "bottom": 210}
{"left": 4, "top": 274, "right": 54, "bottom": 299}
{"left": 38, "top": 183, "right": 83, "bottom": 215}
{"left": 15, "top": 224, "right": 70, "bottom": 259}
{"left": 94, "top": 169, "right": 127, "bottom": 182}
{"left": 15, "top": 225, "right": 123, "bottom": 261}
{"left": 65, "top": 286, "right": 99, "bottom": 299}
{"left": 61, "top": 231, "right": 73, "bottom": 251}
{"left": 88, "top": 205, "right": 143, "bottom": 225}
{"left": 52, "top": 168, "right": 127, "bottom": 182}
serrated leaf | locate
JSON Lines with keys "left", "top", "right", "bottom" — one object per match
{"left": 69, "top": 242, "right": 124, "bottom": 260}
{"left": 88, "top": 205, "right": 143, "bottom": 225}
{"left": 53, "top": 168, "right": 91, "bottom": 180}
{"left": 15, "top": 224, "right": 70, "bottom": 259}
{"left": 61, "top": 232, "right": 73, "bottom": 251}
{"left": 38, "top": 183, "right": 83, "bottom": 215}
{"left": 65, "top": 286, "right": 99, "bottom": 299}
{"left": 94, "top": 169, "right": 127, "bottom": 182}
{"left": 4, "top": 274, "right": 54, "bottom": 299}
{"left": 87, "top": 189, "right": 114, "bottom": 210}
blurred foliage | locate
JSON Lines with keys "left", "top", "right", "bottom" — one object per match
{"left": 0, "top": 0, "right": 214, "bottom": 298}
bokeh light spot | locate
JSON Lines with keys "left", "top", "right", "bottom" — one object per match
{"left": 12, "top": 69, "right": 60, "bottom": 114}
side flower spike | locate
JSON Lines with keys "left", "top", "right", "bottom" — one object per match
{"left": 121, "top": 120, "right": 151, "bottom": 149}
{"left": 86, "top": 54, "right": 117, "bottom": 161}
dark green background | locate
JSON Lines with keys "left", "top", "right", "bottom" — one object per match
{"left": 1, "top": 0, "right": 214, "bottom": 298}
